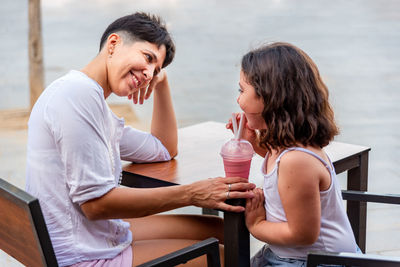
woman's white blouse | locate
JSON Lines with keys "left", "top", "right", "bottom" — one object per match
{"left": 25, "top": 70, "right": 171, "bottom": 266}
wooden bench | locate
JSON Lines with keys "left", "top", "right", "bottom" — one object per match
{"left": 0, "top": 178, "right": 221, "bottom": 267}
{"left": 306, "top": 190, "right": 400, "bottom": 266}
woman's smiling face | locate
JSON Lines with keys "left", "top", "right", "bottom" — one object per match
{"left": 105, "top": 34, "right": 166, "bottom": 98}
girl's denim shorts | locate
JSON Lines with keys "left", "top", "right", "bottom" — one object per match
{"left": 250, "top": 245, "right": 362, "bottom": 267}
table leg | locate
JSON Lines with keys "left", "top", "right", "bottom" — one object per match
{"left": 224, "top": 199, "right": 250, "bottom": 267}
{"left": 346, "top": 151, "right": 369, "bottom": 253}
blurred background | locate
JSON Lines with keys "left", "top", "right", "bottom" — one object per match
{"left": 1, "top": 0, "right": 399, "bottom": 264}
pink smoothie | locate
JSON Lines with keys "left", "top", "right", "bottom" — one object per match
{"left": 223, "top": 158, "right": 252, "bottom": 178}
{"left": 220, "top": 138, "right": 254, "bottom": 179}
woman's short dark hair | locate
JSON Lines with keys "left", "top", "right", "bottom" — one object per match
{"left": 99, "top": 12, "right": 175, "bottom": 68}
{"left": 241, "top": 42, "right": 339, "bottom": 152}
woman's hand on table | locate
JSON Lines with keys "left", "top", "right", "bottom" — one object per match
{"left": 187, "top": 176, "right": 256, "bottom": 212}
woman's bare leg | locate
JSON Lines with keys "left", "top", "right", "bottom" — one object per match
{"left": 126, "top": 214, "right": 224, "bottom": 243}
{"left": 132, "top": 239, "right": 224, "bottom": 267}
{"left": 125, "top": 214, "right": 224, "bottom": 266}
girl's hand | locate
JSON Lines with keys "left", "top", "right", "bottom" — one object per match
{"left": 226, "top": 113, "right": 258, "bottom": 144}
{"left": 245, "top": 188, "right": 266, "bottom": 231}
{"left": 128, "top": 70, "right": 167, "bottom": 104}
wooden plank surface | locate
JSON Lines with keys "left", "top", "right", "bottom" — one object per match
{"left": 0, "top": 180, "right": 46, "bottom": 267}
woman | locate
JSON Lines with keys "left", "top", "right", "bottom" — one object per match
{"left": 26, "top": 12, "right": 255, "bottom": 266}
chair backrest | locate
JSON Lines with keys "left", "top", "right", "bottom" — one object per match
{"left": 0, "top": 178, "right": 58, "bottom": 267}
{"left": 341, "top": 190, "right": 400, "bottom": 251}
{"left": 306, "top": 190, "right": 400, "bottom": 266}
{"left": 307, "top": 251, "right": 400, "bottom": 267}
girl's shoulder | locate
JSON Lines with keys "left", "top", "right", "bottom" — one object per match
{"left": 278, "top": 146, "right": 329, "bottom": 176}
{"left": 279, "top": 146, "right": 327, "bottom": 164}
{"left": 280, "top": 149, "right": 316, "bottom": 168}
{"left": 277, "top": 146, "right": 332, "bottom": 189}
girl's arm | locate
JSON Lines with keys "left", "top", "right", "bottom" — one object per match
{"left": 81, "top": 176, "right": 256, "bottom": 220}
{"left": 246, "top": 151, "right": 322, "bottom": 246}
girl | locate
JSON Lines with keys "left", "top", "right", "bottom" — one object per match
{"left": 228, "top": 42, "right": 358, "bottom": 266}
{"left": 26, "top": 12, "right": 255, "bottom": 267}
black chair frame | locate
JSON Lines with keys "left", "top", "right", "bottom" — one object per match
{"left": 306, "top": 189, "right": 400, "bottom": 267}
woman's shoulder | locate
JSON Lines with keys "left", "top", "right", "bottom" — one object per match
{"left": 58, "top": 70, "right": 103, "bottom": 97}
{"left": 43, "top": 71, "right": 107, "bottom": 120}
{"left": 46, "top": 71, "right": 104, "bottom": 105}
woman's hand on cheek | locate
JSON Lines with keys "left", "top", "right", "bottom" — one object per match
{"left": 128, "top": 90, "right": 138, "bottom": 104}
{"left": 129, "top": 70, "right": 168, "bottom": 105}
{"left": 130, "top": 84, "right": 150, "bottom": 105}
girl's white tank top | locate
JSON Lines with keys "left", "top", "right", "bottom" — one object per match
{"left": 262, "top": 147, "right": 357, "bottom": 259}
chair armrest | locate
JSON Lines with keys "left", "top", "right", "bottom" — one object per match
{"left": 307, "top": 251, "right": 400, "bottom": 267}
{"left": 342, "top": 190, "right": 400, "bottom": 204}
{"left": 137, "top": 237, "right": 221, "bottom": 267}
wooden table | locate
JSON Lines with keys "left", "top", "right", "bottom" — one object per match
{"left": 122, "top": 121, "right": 371, "bottom": 266}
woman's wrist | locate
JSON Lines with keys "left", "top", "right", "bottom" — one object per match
{"left": 153, "top": 72, "right": 169, "bottom": 92}
{"left": 182, "top": 181, "right": 211, "bottom": 208}
{"left": 179, "top": 184, "right": 194, "bottom": 206}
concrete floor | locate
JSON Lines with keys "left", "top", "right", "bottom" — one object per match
{"left": 1, "top": 0, "right": 400, "bottom": 265}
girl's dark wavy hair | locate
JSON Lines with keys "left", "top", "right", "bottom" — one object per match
{"left": 99, "top": 12, "right": 175, "bottom": 68}
{"left": 241, "top": 42, "right": 339, "bottom": 152}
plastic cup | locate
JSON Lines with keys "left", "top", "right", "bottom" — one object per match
{"left": 220, "top": 139, "right": 254, "bottom": 179}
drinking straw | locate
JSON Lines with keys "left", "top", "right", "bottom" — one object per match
{"left": 231, "top": 113, "right": 238, "bottom": 138}
{"left": 237, "top": 113, "right": 245, "bottom": 139}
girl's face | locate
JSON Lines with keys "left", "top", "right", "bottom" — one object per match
{"left": 105, "top": 35, "right": 166, "bottom": 98}
{"left": 237, "top": 71, "right": 267, "bottom": 130}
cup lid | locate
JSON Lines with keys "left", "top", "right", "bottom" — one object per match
{"left": 220, "top": 138, "right": 255, "bottom": 159}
